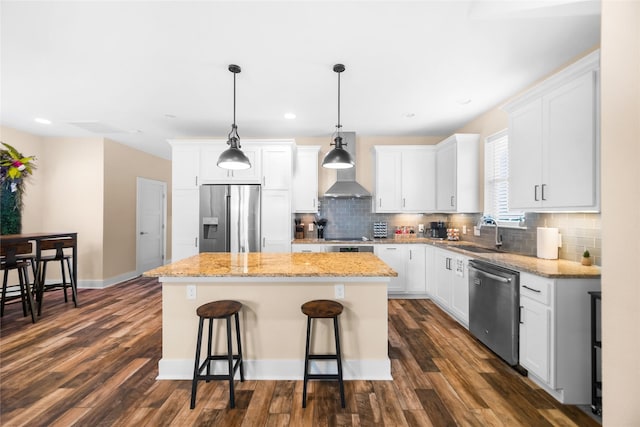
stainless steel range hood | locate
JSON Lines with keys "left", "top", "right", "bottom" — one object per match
{"left": 323, "top": 132, "right": 371, "bottom": 198}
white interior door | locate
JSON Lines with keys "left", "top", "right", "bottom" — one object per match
{"left": 137, "top": 177, "right": 166, "bottom": 273}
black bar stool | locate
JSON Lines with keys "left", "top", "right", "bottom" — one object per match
{"left": 301, "top": 299, "right": 345, "bottom": 408}
{"left": 190, "top": 300, "right": 244, "bottom": 409}
{"left": 1, "top": 241, "right": 36, "bottom": 323}
{"left": 37, "top": 237, "right": 78, "bottom": 315}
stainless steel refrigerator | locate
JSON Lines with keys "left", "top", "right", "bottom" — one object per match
{"left": 199, "top": 184, "right": 261, "bottom": 253}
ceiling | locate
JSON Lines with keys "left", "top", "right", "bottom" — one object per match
{"left": 0, "top": 1, "right": 600, "bottom": 160}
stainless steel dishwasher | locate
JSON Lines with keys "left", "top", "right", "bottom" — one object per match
{"left": 468, "top": 260, "right": 520, "bottom": 366}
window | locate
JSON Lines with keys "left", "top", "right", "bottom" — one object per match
{"left": 484, "top": 130, "right": 524, "bottom": 226}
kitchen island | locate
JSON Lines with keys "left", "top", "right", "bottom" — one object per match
{"left": 144, "top": 252, "right": 396, "bottom": 380}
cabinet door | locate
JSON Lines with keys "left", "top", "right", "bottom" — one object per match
{"left": 172, "top": 189, "right": 199, "bottom": 261}
{"left": 375, "top": 150, "right": 402, "bottom": 212}
{"left": 451, "top": 256, "right": 470, "bottom": 325}
{"left": 543, "top": 71, "right": 597, "bottom": 209}
{"left": 172, "top": 145, "right": 200, "bottom": 189}
{"left": 424, "top": 245, "right": 435, "bottom": 297}
{"left": 291, "top": 244, "right": 324, "bottom": 253}
{"left": 402, "top": 150, "right": 436, "bottom": 212}
{"left": 293, "top": 147, "right": 319, "bottom": 213}
{"left": 261, "top": 190, "right": 291, "bottom": 253}
{"left": 262, "top": 146, "right": 292, "bottom": 190}
{"left": 436, "top": 142, "right": 457, "bottom": 211}
{"left": 520, "top": 296, "right": 551, "bottom": 383}
{"left": 509, "top": 99, "right": 544, "bottom": 210}
{"left": 434, "top": 249, "right": 453, "bottom": 307}
{"left": 200, "top": 145, "right": 261, "bottom": 183}
{"left": 375, "top": 245, "right": 405, "bottom": 293}
{"left": 405, "top": 245, "right": 426, "bottom": 293}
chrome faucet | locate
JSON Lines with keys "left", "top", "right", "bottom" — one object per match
{"left": 482, "top": 217, "right": 503, "bottom": 249}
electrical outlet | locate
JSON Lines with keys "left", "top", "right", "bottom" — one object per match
{"left": 462, "top": 225, "right": 467, "bottom": 234}
{"left": 308, "top": 223, "right": 314, "bottom": 232}
{"left": 334, "top": 284, "right": 345, "bottom": 299}
{"left": 473, "top": 226, "right": 481, "bottom": 236}
{"left": 186, "top": 285, "right": 197, "bottom": 300}
{"left": 418, "top": 224, "right": 424, "bottom": 233}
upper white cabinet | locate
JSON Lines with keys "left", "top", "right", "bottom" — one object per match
{"left": 504, "top": 50, "right": 600, "bottom": 212}
{"left": 200, "top": 143, "right": 261, "bottom": 183}
{"left": 171, "top": 144, "right": 200, "bottom": 189}
{"left": 262, "top": 145, "right": 293, "bottom": 190}
{"left": 292, "top": 146, "right": 320, "bottom": 213}
{"left": 373, "top": 146, "right": 436, "bottom": 213}
{"left": 435, "top": 134, "right": 481, "bottom": 213}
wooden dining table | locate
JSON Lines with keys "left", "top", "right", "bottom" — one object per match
{"left": 0, "top": 232, "right": 78, "bottom": 320}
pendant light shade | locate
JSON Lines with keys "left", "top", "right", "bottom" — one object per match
{"left": 218, "top": 64, "right": 251, "bottom": 170}
{"left": 322, "top": 64, "right": 354, "bottom": 169}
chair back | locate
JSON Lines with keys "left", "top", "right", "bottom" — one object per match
{"left": 39, "top": 238, "right": 75, "bottom": 260}
{"left": 0, "top": 241, "right": 33, "bottom": 268}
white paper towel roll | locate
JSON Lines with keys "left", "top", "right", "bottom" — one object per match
{"left": 537, "top": 227, "right": 559, "bottom": 259}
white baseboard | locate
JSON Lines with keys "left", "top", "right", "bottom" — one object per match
{"left": 157, "top": 358, "right": 391, "bottom": 381}
{"left": 76, "top": 271, "right": 139, "bottom": 289}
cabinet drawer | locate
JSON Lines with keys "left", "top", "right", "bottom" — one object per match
{"left": 520, "top": 273, "right": 552, "bottom": 306}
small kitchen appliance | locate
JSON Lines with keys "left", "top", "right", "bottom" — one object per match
{"left": 429, "top": 221, "right": 447, "bottom": 239}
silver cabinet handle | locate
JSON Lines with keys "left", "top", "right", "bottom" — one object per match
{"left": 195, "top": 237, "right": 198, "bottom": 247}
{"left": 386, "top": 247, "right": 397, "bottom": 250}
{"left": 523, "top": 285, "right": 541, "bottom": 293}
{"left": 140, "top": 232, "right": 148, "bottom": 235}
{"left": 450, "top": 196, "right": 454, "bottom": 207}
{"left": 541, "top": 184, "right": 547, "bottom": 201}
{"left": 195, "top": 176, "right": 198, "bottom": 186}
{"left": 519, "top": 306, "right": 524, "bottom": 324}
{"left": 409, "top": 250, "right": 413, "bottom": 260}
{"left": 313, "top": 198, "right": 316, "bottom": 207}
{"left": 263, "top": 237, "right": 266, "bottom": 247}
{"left": 534, "top": 185, "right": 539, "bottom": 201}
{"left": 402, "top": 198, "right": 406, "bottom": 208}
{"left": 379, "top": 198, "right": 382, "bottom": 208}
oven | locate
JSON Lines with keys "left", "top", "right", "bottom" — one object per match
{"left": 326, "top": 245, "right": 374, "bottom": 253}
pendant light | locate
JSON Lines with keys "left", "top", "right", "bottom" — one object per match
{"left": 217, "top": 64, "right": 251, "bottom": 170}
{"left": 322, "top": 64, "right": 354, "bottom": 169}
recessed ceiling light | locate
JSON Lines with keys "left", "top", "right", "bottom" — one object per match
{"left": 457, "top": 98, "right": 472, "bottom": 105}
{"left": 403, "top": 113, "right": 416, "bottom": 118}
{"left": 164, "top": 114, "right": 176, "bottom": 119}
{"left": 284, "top": 113, "right": 296, "bottom": 120}
{"left": 34, "top": 117, "right": 51, "bottom": 124}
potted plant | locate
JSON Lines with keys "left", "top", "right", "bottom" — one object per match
{"left": 581, "top": 249, "right": 592, "bottom": 266}
{"left": 0, "top": 142, "right": 36, "bottom": 235}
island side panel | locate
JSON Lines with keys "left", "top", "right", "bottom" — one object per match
{"left": 159, "top": 279, "right": 390, "bottom": 380}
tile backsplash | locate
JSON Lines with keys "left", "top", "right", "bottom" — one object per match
{"left": 294, "top": 198, "right": 602, "bottom": 266}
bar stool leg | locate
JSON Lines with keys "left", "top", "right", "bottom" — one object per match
{"left": 206, "top": 319, "right": 213, "bottom": 380}
{"left": 59, "top": 259, "right": 68, "bottom": 302}
{"left": 190, "top": 317, "right": 205, "bottom": 409}
{"left": 226, "top": 315, "right": 235, "bottom": 408}
{"left": 66, "top": 258, "right": 78, "bottom": 306}
{"left": 234, "top": 312, "right": 245, "bottom": 381}
{"left": 19, "top": 265, "right": 36, "bottom": 323}
{"left": 334, "top": 316, "right": 345, "bottom": 408}
{"left": 302, "top": 316, "right": 312, "bottom": 408}
{"left": 1, "top": 269, "right": 9, "bottom": 317}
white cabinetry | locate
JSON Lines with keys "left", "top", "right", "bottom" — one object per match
{"left": 373, "top": 146, "right": 436, "bottom": 213}
{"left": 200, "top": 144, "right": 261, "bottom": 183}
{"left": 435, "top": 134, "right": 480, "bottom": 213}
{"left": 261, "top": 190, "right": 291, "bottom": 253}
{"left": 171, "top": 189, "right": 199, "bottom": 261}
{"left": 374, "top": 245, "right": 405, "bottom": 293}
{"left": 262, "top": 145, "right": 292, "bottom": 190}
{"left": 504, "top": 50, "right": 600, "bottom": 212}
{"left": 375, "top": 244, "right": 427, "bottom": 296}
{"left": 433, "top": 248, "right": 470, "bottom": 326}
{"left": 172, "top": 144, "right": 200, "bottom": 189}
{"left": 518, "top": 272, "right": 600, "bottom": 404}
{"left": 292, "top": 146, "right": 320, "bottom": 213}
{"left": 291, "top": 244, "right": 325, "bottom": 253}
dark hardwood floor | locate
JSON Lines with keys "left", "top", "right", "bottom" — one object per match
{"left": 0, "top": 276, "right": 600, "bottom": 426}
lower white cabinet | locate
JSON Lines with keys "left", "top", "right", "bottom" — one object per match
{"left": 433, "top": 248, "right": 470, "bottom": 326}
{"left": 375, "top": 244, "right": 427, "bottom": 296}
{"left": 518, "top": 272, "right": 600, "bottom": 404}
{"left": 291, "top": 244, "right": 324, "bottom": 253}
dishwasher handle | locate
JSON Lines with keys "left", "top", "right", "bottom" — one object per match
{"left": 470, "top": 268, "right": 512, "bottom": 283}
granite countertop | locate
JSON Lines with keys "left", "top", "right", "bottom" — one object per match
{"left": 144, "top": 252, "right": 398, "bottom": 278}
{"left": 292, "top": 238, "right": 601, "bottom": 279}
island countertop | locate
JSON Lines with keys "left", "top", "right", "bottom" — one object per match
{"left": 144, "top": 252, "right": 398, "bottom": 278}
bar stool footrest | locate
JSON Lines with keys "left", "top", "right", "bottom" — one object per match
{"left": 195, "top": 355, "right": 242, "bottom": 380}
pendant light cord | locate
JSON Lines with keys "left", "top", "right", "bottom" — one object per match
{"left": 337, "top": 69, "right": 341, "bottom": 131}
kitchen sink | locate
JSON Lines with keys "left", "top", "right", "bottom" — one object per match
{"left": 454, "top": 245, "right": 503, "bottom": 254}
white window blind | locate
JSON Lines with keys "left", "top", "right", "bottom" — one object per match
{"left": 484, "top": 130, "right": 524, "bottom": 223}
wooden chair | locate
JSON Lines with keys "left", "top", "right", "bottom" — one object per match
{"left": 37, "top": 237, "right": 78, "bottom": 314}
{"left": 1, "top": 241, "right": 36, "bottom": 323}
